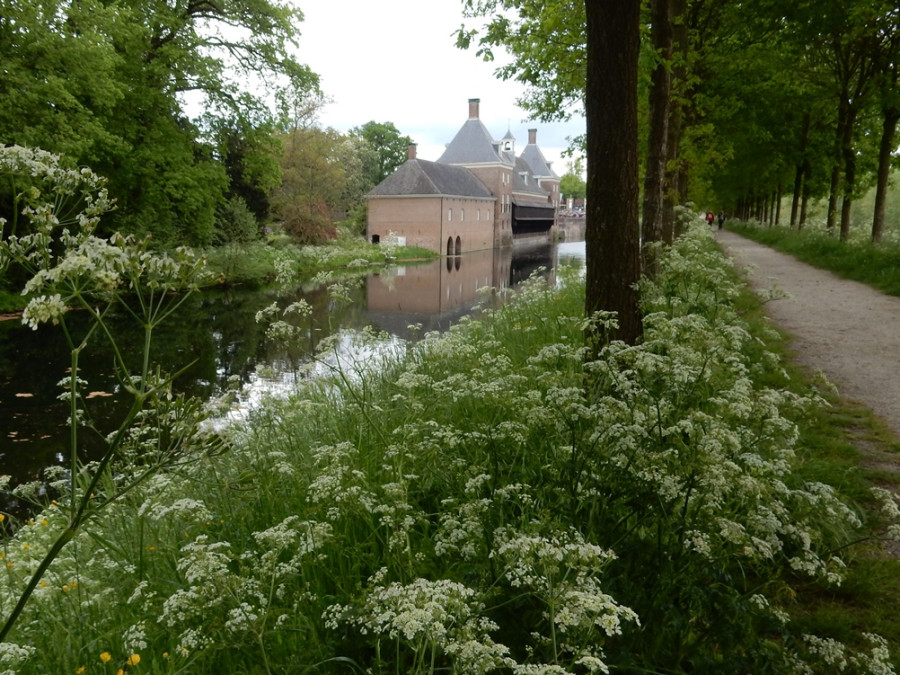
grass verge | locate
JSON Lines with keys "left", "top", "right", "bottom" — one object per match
{"left": 204, "top": 231, "right": 437, "bottom": 288}
{"left": 728, "top": 220, "right": 900, "bottom": 297}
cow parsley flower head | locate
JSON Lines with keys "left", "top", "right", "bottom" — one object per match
{"left": 21, "top": 294, "right": 67, "bottom": 330}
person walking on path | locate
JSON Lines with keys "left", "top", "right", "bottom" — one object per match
{"left": 717, "top": 212, "right": 726, "bottom": 230}
{"left": 715, "top": 228, "right": 900, "bottom": 438}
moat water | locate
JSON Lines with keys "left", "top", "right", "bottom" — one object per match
{"left": 0, "top": 240, "right": 585, "bottom": 490}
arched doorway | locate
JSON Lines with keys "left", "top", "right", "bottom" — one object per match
{"left": 455, "top": 236, "right": 461, "bottom": 255}
{"left": 446, "top": 237, "right": 454, "bottom": 256}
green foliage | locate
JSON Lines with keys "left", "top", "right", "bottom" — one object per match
{"left": 729, "top": 219, "right": 900, "bottom": 297}
{"left": 203, "top": 229, "right": 436, "bottom": 287}
{"left": 271, "top": 128, "right": 364, "bottom": 244}
{"left": 458, "top": 0, "right": 586, "bottom": 123}
{"left": 216, "top": 123, "right": 283, "bottom": 223}
{"left": 559, "top": 171, "right": 586, "bottom": 201}
{"left": 350, "top": 121, "right": 413, "bottom": 186}
{"left": 214, "top": 196, "right": 260, "bottom": 246}
{"left": 2, "top": 223, "right": 897, "bottom": 673}
{"left": 0, "top": 0, "right": 321, "bottom": 245}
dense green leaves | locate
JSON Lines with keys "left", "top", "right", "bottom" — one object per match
{"left": 350, "top": 121, "right": 414, "bottom": 187}
{"left": 457, "top": 0, "right": 586, "bottom": 123}
{"left": 0, "top": 0, "right": 320, "bottom": 245}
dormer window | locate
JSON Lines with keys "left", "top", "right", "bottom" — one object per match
{"left": 504, "top": 141, "right": 512, "bottom": 151}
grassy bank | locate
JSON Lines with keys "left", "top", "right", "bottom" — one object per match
{"left": 0, "top": 230, "right": 435, "bottom": 313}
{"left": 728, "top": 220, "right": 900, "bottom": 297}
{"left": 1, "top": 225, "right": 899, "bottom": 673}
{"left": 204, "top": 229, "right": 436, "bottom": 288}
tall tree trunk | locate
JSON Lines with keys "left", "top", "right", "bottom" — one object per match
{"left": 641, "top": 0, "right": 672, "bottom": 266}
{"left": 790, "top": 113, "right": 810, "bottom": 228}
{"left": 799, "top": 174, "right": 810, "bottom": 229}
{"left": 826, "top": 163, "right": 841, "bottom": 230}
{"left": 662, "top": 0, "right": 687, "bottom": 243}
{"left": 827, "top": 97, "right": 851, "bottom": 231}
{"left": 775, "top": 184, "right": 782, "bottom": 225}
{"left": 790, "top": 163, "right": 803, "bottom": 228}
{"left": 872, "top": 107, "right": 900, "bottom": 243}
{"left": 584, "top": 0, "right": 642, "bottom": 346}
{"left": 839, "top": 106, "right": 859, "bottom": 241}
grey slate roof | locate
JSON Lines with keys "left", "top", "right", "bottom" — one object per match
{"left": 520, "top": 142, "right": 558, "bottom": 178}
{"left": 437, "top": 118, "right": 512, "bottom": 165}
{"left": 512, "top": 156, "right": 552, "bottom": 200}
{"left": 369, "top": 158, "right": 494, "bottom": 198}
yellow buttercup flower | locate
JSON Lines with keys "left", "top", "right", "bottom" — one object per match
{"left": 0, "top": 513, "right": 5, "bottom": 522}
{"left": 126, "top": 654, "right": 140, "bottom": 666}
{"left": 99, "top": 652, "right": 112, "bottom": 663}
{"left": 76, "top": 666, "right": 86, "bottom": 674}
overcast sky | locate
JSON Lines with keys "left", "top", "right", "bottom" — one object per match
{"left": 293, "top": 0, "right": 585, "bottom": 175}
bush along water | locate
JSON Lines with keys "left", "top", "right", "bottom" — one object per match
{"left": 1, "top": 179, "right": 898, "bottom": 672}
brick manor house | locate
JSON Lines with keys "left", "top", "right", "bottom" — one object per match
{"left": 366, "top": 99, "right": 560, "bottom": 255}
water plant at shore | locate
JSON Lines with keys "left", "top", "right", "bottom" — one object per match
{"left": 2, "top": 157, "right": 899, "bottom": 672}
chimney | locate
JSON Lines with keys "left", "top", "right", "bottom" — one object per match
{"left": 468, "top": 98, "right": 480, "bottom": 119}
{"left": 407, "top": 144, "right": 417, "bottom": 160}
{"left": 528, "top": 128, "right": 537, "bottom": 144}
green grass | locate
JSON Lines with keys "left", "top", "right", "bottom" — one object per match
{"left": 204, "top": 231, "right": 437, "bottom": 288}
{"left": 730, "top": 246, "right": 900, "bottom": 659}
{"left": 729, "top": 220, "right": 900, "bottom": 297}
{"left": 0, "top": 233, "right": 437, "bottom": 313}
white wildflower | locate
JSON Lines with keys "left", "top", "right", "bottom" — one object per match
{"left": 21, "top": 293, "right": 67, "bottom": 330}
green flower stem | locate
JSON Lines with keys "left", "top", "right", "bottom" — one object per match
{"left": 0, "top": 525, "right": 75, "bottom": 643}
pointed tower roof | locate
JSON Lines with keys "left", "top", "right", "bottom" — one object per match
{"left": 520, "top": 128, "right": 558, "bottom": 179}
{"left": 437, "top": 98, "right": 513, "bottom": 166}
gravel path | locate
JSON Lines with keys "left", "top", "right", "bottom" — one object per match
{"left": 715, "top": 228, "right": 900, "bottom": 438}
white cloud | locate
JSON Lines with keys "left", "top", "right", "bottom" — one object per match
{"left": 293, "top": 0, "right": 584, "bottom": 174}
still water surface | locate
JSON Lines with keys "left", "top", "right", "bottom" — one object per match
{"left": 0, "top": 240, "right": 585, "bottom": 487}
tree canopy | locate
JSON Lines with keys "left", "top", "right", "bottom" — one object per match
{"left": 0, "top": 0, "right": 320, "bottom": 245}
{"left": 453, "top": 0, "right": 900, "bottom": 341}
{"left": 350, "top": 121, "right": 414, "bottom": 188}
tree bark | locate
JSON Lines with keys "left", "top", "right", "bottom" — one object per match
{"left": 662, "top": 0, "right": 687, "bottom": 242}
{"left": 584, "top": 0, "right": 642, "bottom": 346}
{"left": 790, "top": 163, "right": 803, "bottom": 228}
{"left": 872, "top": 107, "right": 899, "bottom": 243}
{"left": 641, "top": 0, "right": 673, "bottom": 265}
{"left": 826, "top": 163, "right": 841, "bottom": 230}
{"left": 775, "top": 184, "right": 782, "bottom": 225}
{"left": 839, "top": 105, "right": 859, "bottom": 242}
{"left": 799, "top": 173, "right": 810, "bottom": 229}
{"left": 790, "top": 113, "right": 810, "bottom": 228}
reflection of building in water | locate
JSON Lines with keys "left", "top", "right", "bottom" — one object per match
{"left": 366, "top": 241, "right": 561, "bottom": 338}
{"left": 367, "top": 98, "right": 560, "bottom": 254}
